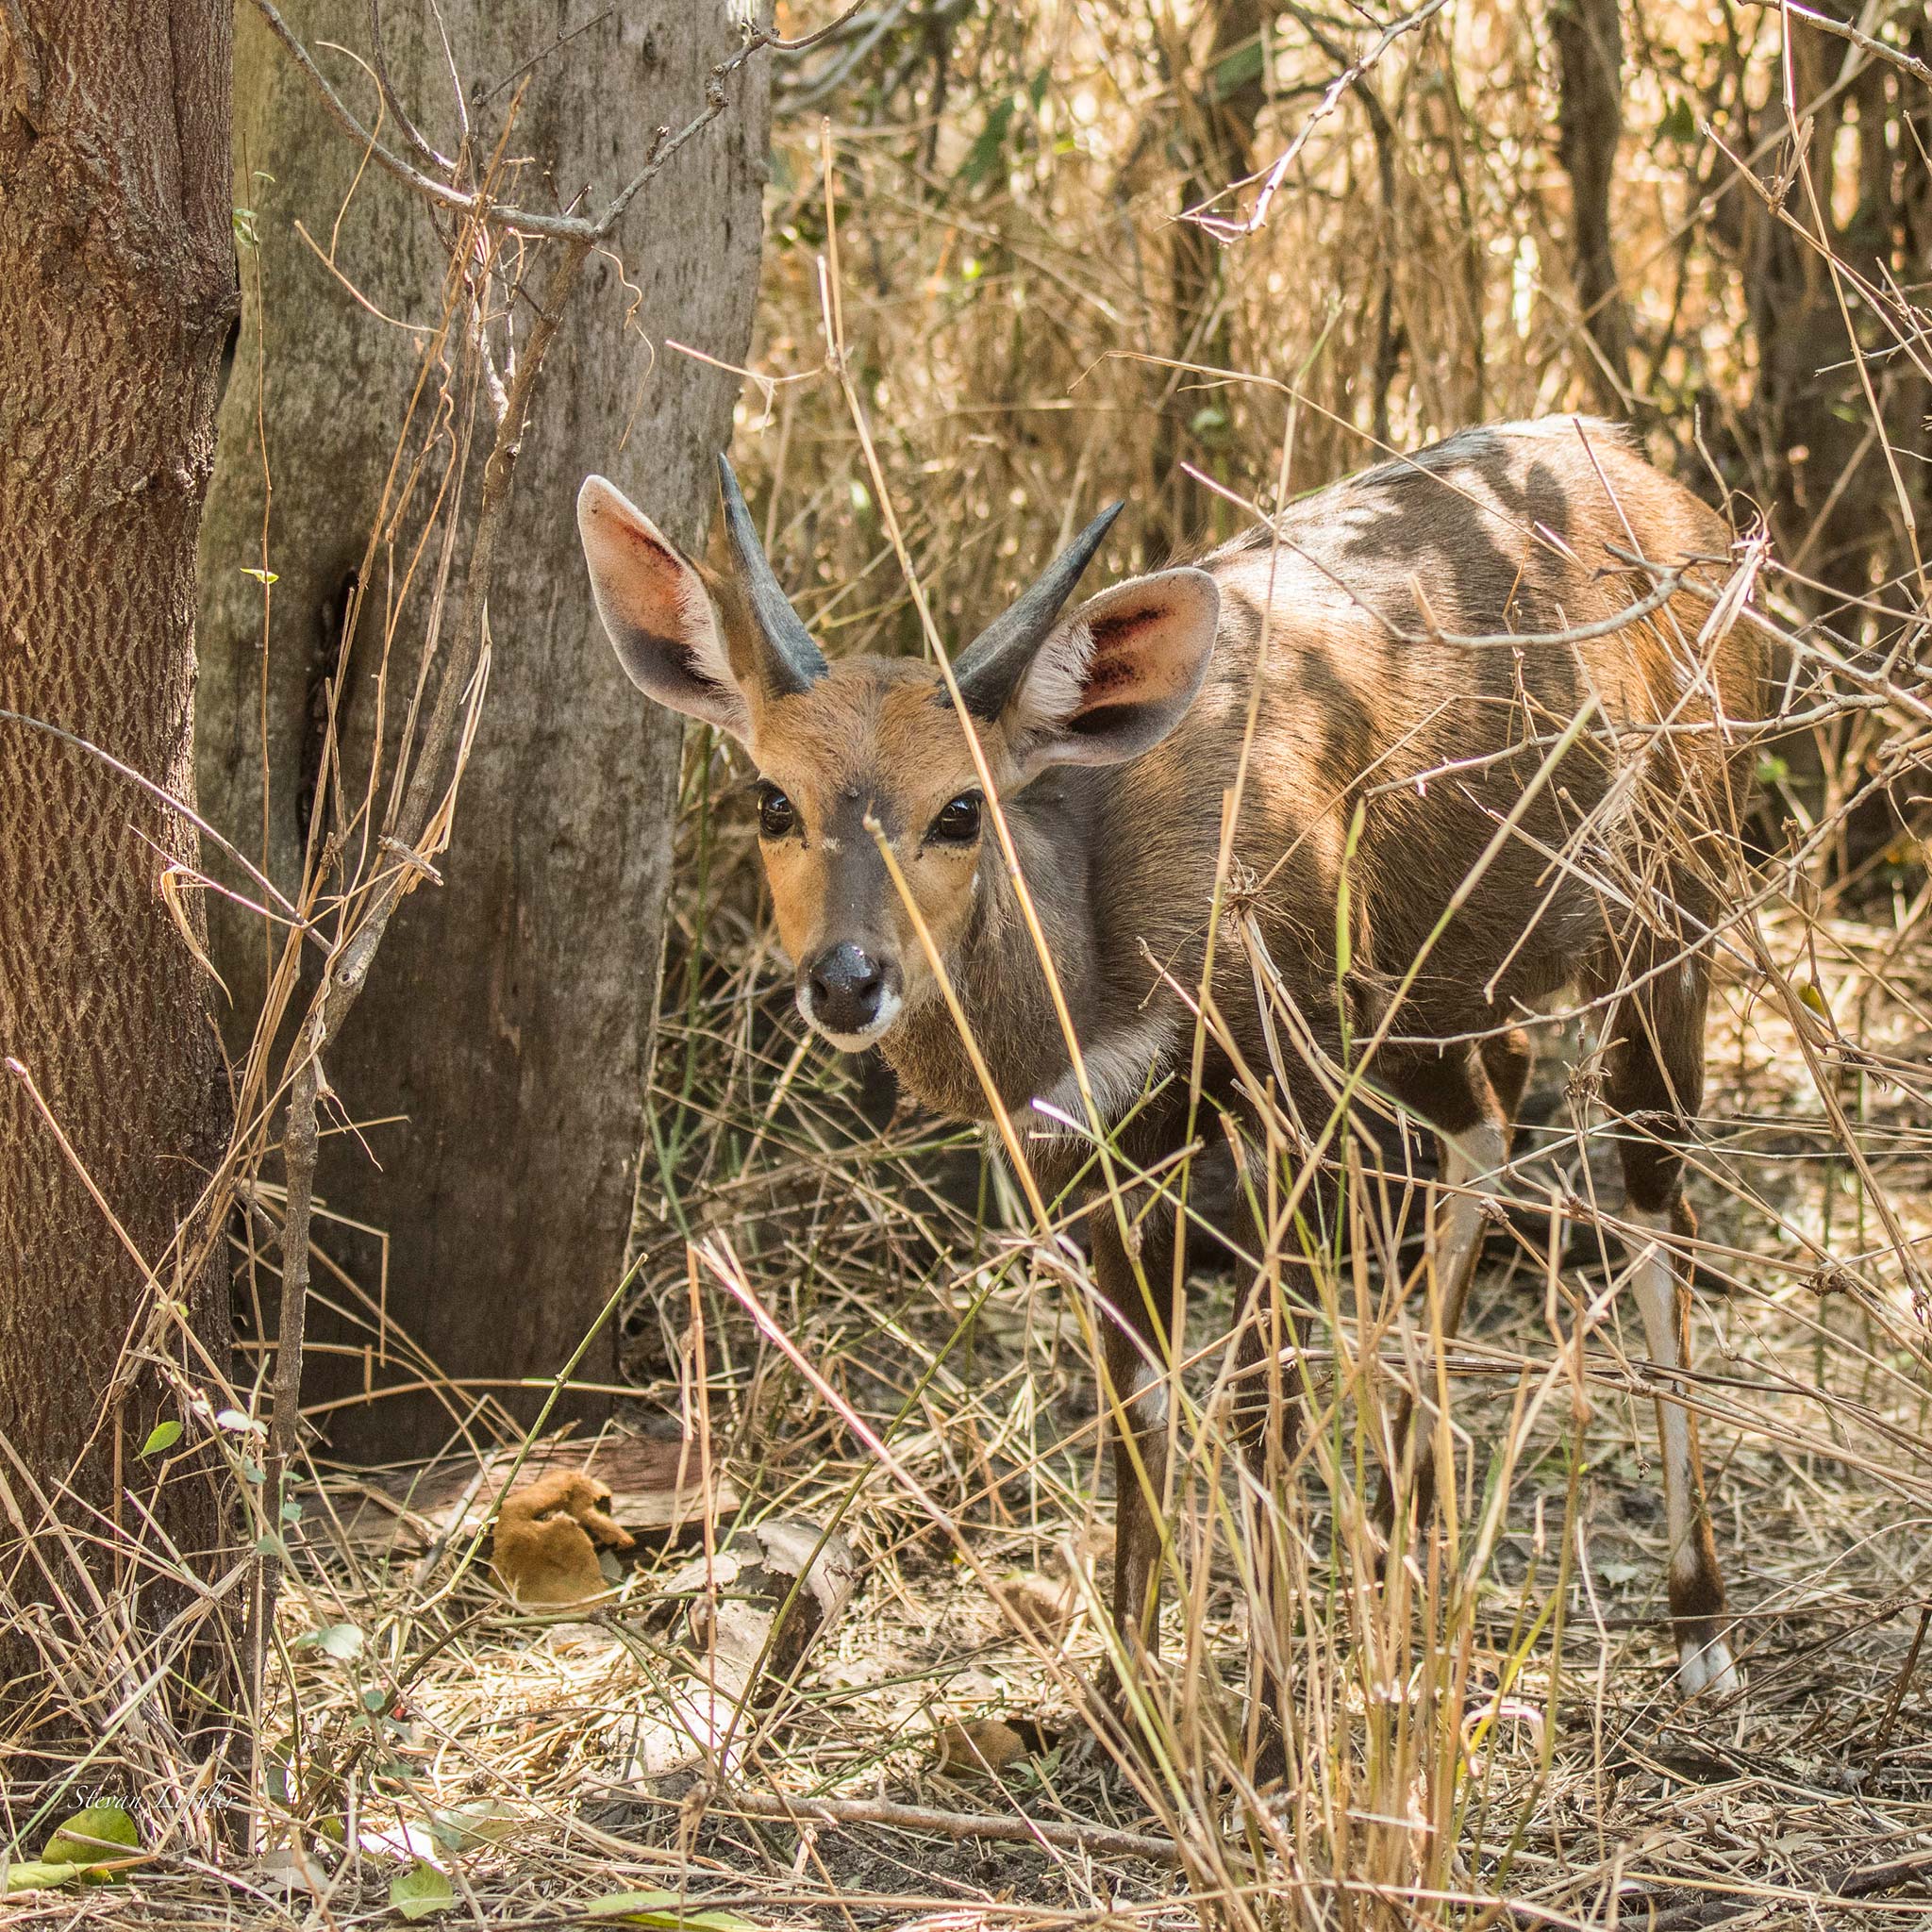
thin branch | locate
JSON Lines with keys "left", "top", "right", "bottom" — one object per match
{"left": 368, "top": 0, "right": 454, "bottom": 172}
{"left": 1185, "top": 0, "right": 1450, "bottom": 242}
{"left": 711, "top": 1785, "right": 1184, "bottom": 1866}
{"left": 251, "top": 0, "right": 777, "bottom": 246}
{"left": 1755, "top": 0, "right": 1932, "bottom": 88}
{"left": 248, "top": 0, "right": 592, "bottom": 240}
{"left": 0, "top": 707, "right": 312, "bottom": 931}
{"left": 591, "top": 33, "right": 770, "bottom": 239}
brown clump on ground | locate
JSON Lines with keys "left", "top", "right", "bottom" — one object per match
{"left": 490, "top": 1469, "right": 636, "bottom": 1607}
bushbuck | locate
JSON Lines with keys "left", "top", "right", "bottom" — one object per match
{"left": 578, "top": 418, "right": 1763, "bottom": 1710}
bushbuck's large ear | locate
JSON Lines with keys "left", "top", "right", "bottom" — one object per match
{"left": 577, "top": 475, "right": 751, "bottom": 742}
{"left": 1005, "top": 567, "right": 1220, "bottom": 773}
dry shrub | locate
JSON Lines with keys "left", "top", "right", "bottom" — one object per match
{"left": 4, "top": 3, "right": 1929, "bottom": 1928}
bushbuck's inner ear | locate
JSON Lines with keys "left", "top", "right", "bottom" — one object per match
{"left": 577, "top": 475, "right": 752, "bottom": 742}
{"left": 1006, "top": 567, "right": 1220, "bottom": 773}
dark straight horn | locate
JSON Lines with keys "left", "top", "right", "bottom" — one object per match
{"left": 951, "top": 502, "right": 1124, "bottom": 720}
{"left": 717, "top": 453, "right": 829, "bottom": 696}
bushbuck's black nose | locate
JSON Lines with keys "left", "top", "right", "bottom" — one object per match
{"left": 804, "top": 942, "right": 891, "bottom": 1038}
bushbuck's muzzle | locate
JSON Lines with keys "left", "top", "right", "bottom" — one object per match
{"left": 799, "top": 941, "right": 902, "bottom": 1046}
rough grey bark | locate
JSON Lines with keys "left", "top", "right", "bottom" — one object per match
{"left": 1739, "top": 12, "right": 1927, "bottom": 604}
{"left": 1551, "top": 0, "right": 1634, "bottom": 412}
{"left": 0, "top": 0, "right": 235, "bottom": 1694}
{"left": 1152, "top": 0, "right": 1265, "bottom": 550}
{"left": 197, "top": 7, "right": 768, "bottom": 1457}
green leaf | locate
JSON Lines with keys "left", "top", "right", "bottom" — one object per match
{"left": 312, "top": 1623, "right": 364, "bottom": 1660}
{"left": 1658, "top": 96, "right": 1697, "bottom": 144}
{"left": 429, "top": 1802, "right": 520, "bottom": 1853}
{"left": 239, "top": 567, "right": 280, "bottom": 586}
{"left": 280, "top": 1498, "right": 304, "bottom": 1523}
{"left": 1209, "top": 38, "right": 1264, "bottom": 102}
{"left": 583, "top": 1890, "right": 761, "bottom": 1930}
{"left": 390, "top": 1859, "right": 454, "bottom": 1922}
{"left": 42, "top": 1803, "right": 140, "bottom": 1881}
{"left": 3, "top": 1860, "right": 82, "bottom": 1893}
{"left": 139, "top": 1420, "right": 183, "bottom": 1457}
{"left": 957, "top": 94, "right": 1017, "bottom": 188}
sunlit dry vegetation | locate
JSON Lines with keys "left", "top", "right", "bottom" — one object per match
{"left": 3, "top": 1, "right": 1929, "bottom": 1926}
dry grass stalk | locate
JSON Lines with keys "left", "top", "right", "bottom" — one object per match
{"left": 3, "top": 4, "right": 1929, "bottom": 1929}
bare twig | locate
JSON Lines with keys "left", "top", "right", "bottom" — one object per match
{"left": 1754, "top": 0, "right": 1932, "bottom": 88}
{"left": 1184, "top": 0, "right": 1449, "bottom": 241}
{"left": 367, "top": 0, "right": 454, "bottom": 172}
{"left": 713, "top": 1787, "right": 1184, "bottom": 1865}
{"left": 250, "top": 0, "right": 774, "bottom": 244}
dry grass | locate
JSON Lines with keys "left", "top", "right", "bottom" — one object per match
{"left": 12, "top": 911, "right": 1927, "bottom": 1925}
{"left": 4, "top": 1, "right": 1931, "bottom": 1926}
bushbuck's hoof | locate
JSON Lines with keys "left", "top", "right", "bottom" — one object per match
{"left": 1676, "top": 1630, "right": 1741, "bottom": 1698}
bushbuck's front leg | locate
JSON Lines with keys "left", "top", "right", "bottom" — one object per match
{"left": 1090, "top": 1203, "right": 1177, "bottom": 1687}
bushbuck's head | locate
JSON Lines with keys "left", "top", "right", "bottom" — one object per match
{"left": 578, "top": 458, "right": 1220, "bottom": 1051}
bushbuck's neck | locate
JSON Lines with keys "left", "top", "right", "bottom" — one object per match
{"left": 881, "top": 776, "right": 1103, "bottom": 1125}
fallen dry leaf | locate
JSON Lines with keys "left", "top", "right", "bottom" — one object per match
{"left": 491, "top": 1468, "right": 636, "bottom": 1607}
{"left": 936, "top": 1718, "right": 1027, "bottom": 1778}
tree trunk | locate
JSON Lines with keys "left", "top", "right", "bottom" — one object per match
{"left": 196, "top": 7, "right": 768, "bottom": 1457}
{"left": 1740, "top": 10, "right": 1927, "bottom": 604}
{"left": 0, "top": 0, "right": 235, "bottom": 1716}
{"left": 1152, "top": 0, "right": 1265, "bottom": 551}
{"left": 1550, "top": 0, "right": 1634, "bottom": 412}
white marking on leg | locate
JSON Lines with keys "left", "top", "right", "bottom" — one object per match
{"left": 1128, "top": 1357, "right": 1170, "bottom": 1432}
{"left": 1434, "top": 1122, "right": 1506, "bottom": 1301}
{"left": 1626, "top": 1206, "right": 1740, "bottom": 1696}
{"left": 1675, "top": 1631, "right": 1740, "bottom": 1696}
{"left": 1626, "top": 1208, "right": 1697, "bottom": 1580}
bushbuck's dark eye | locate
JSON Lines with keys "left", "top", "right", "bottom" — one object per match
{"left": 758, "top": 785, "right": 798, "bottom": 839}
{"left": 929, "top": 791, "right": 982, "bottom": 844}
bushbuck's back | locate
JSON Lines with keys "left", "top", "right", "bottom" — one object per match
{"left": 882, "top": 418, "right": 1760, "bottom": 1142}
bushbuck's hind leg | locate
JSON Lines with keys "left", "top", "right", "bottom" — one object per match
{"left": 1602, "top": 958, "right": 1739, "bottom": 1697}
